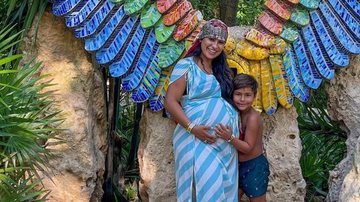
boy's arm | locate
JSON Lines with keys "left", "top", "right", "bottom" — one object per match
{"left": 215, "top": 114, "right": 261, "bottom": 154}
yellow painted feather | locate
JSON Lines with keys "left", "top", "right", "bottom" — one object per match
{"left": 227, "top": 59, "right": 246, "bottom": 74}
{"left": 236, "top": 39, "right": 269, "bottom": 60}
{"left": 269, "top": 37, "right": 287, "bottom": 54}
{"left": 224, "top": 36, "right": 237, "bottom": 55}
{"left": 245, "top": 28, "right": 276, "bottom": 48}
{"left": 248, "top": 60, "right": 263, "bottom": 113}
{"left": 269, "top": 55, "right": 293, "bottom": 108}
{"left": 260, "top": 59, "right": 278, "bottom": 115}
{"left": 154, "top": 66, "right": 172, "bottom": 96}
{"left": 226, "top": 52, "right": 251, "bottom": 74}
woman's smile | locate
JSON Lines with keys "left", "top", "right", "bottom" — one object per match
{"left": 201, "top": 37, "right": 225, "bottom": 59}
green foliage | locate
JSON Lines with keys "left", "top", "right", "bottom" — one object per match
{"left": 124, "top": 183, "right": 137, "bottom": 201}
{"left": 189, "top": 0, "right": 219, "bottom": 20}
{"left": 189, "top": 0, "right": 264, "bottom": 26}
{"left": 0, "top": 0, "right": 48, "bottom": 31}
{"left": 295, "top": 84, "right": 347, "bottom": 201}
{"left": 236, "top": 0, "right": 265, "bottom": 25}
{"left": 0, "top": 169, "right": 49, "bottom": 201}
{"left": 113, "top": 92, "right": 139, "bottom": 200}
{"left": 0, "top": 44, "right": 61, "bottom": 201}
{"left": 0, "top": 0, "right": 61, "bottom": 201}
{"left": 0, "top": 1, "right": 7, "bottom": 26}
{"left": 116, "top": 92, "right": 136, "bottom": 170}
{"left": 0, "top": 0, "right": 47, "bottom": 57}
{"left": 295, "top": 84, "right": 346, "bottom": 137}
{"left": 300, "top": 132, "right": 346, "bottom": 201}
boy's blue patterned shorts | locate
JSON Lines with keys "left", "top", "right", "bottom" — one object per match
{"left": 239, "top": 154, "right": 270, "bottom": 198}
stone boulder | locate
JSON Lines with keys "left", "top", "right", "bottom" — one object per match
{"left": 138, "top": 109, "right": 177, "bottom": 202}
{"left": 263, "top": 108, "right": 306, "bottom": 201}
{"left": 326, "top": 55, "right": 360, "bottom": 202}
{"left": 22, "top": 11, "right": 107, "bottom": 201}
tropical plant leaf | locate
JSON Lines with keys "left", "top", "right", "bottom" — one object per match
{"left": 0, "top": 54, "right": 22, "bottom": 66}
{"left": 0, "top": 4, "right": 59, "bottom": 199}
{"left": 296, "top": 84, "right": 346, "bottom": 200}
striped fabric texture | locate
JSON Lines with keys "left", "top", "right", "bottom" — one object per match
{"left": 170, "top": 57, "right": 239, "bottom": 202}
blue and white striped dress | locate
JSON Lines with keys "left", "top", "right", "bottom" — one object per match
{"left": 170, "top": 57, "right": 239, "bottom": 202}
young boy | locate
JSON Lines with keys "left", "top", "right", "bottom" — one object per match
{"left": 214, "top": 73, "right": 270, "bottom": 202}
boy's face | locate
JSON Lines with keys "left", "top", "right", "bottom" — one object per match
{"left": 233, "top": 87, "right": 256, "bottom": 111}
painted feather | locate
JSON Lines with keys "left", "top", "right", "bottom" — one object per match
{"left": 131, "top": 48, "right": 162, "bottom": 102}
{"left": 50, "top": 0, "right": 360, "bottom": 114}
{"left": 283, "top": 46, "right": 310, "bottom": 102}
{"left": 122, "top": 31, "right": 159, "bottom": 91}
{"left": 249, "top": 61, "right": 263, "bottom": 113}
{"left": 74, "top": 2, "right": 116, "bottom": 38}
{"left": 140, "top": 3, "right": 162, "bottom": 28}
{"left": 269, "top": 55, "right": 293, "bottom": 109}
{"left": 149, "top": 67, "right": 173, "bottom": 112}
{"left": 260, "top": 59, "right": 278, "bottom": 115}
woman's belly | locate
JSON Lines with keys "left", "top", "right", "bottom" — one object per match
{"left": 184, "top": 97, "right": 239, "bottom": 151}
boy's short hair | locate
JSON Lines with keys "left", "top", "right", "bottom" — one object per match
{"left": 233, "top": 73, "right": 258, "bottom": 95}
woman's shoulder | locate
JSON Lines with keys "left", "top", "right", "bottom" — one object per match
{"left": 173, "top": 57, "right": 195, "bottom": 72}
{"left": 170, "top": 57, "right": 194, "bottom": 83}
{"left": 176, "top": 57, "right": 194, "bottom": 65}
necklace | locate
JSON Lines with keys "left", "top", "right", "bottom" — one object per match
{"left": 198, "top": 57, "right": 213, "bottom": 74}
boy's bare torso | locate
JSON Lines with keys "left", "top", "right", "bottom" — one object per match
{"left": 239, "top": 108, "right": 264, "bottom": 162}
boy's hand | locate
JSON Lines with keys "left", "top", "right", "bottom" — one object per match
{"left": 215, "top": 124, "right": 232, "bottom": 141}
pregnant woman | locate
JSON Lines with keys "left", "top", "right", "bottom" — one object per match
{"left": 165, "top": 19, "right": 239, "bottom": 201}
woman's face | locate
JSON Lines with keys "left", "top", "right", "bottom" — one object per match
{"left": 200, "top": 37, "right": 226, "bottom": 60}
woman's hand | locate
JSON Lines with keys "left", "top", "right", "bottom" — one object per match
{"left": 214, "top": 124, "right": 232, "bottom": 141}
{"left": 191, "top": 125, "right": 216, "bottom": 144}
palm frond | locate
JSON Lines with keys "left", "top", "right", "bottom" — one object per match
{"left": 0, "top": 7, "right": 60, "bottom": 200}
{"left": 0, "top": 168, "right": 49, "bottom": 201}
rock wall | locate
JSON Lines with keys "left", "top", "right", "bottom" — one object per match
{"left": 139, "top": 106, "right": 305, "bottom": 201}
{"left": 138, "top": 110, "right": 177, "bottom": 202}
{"left": 23, "top": 11, "right": 107, "bottom": 201}
{"left": 263, "top": 108, "right": 306, "bottom": 201}
{"left": 326, "top": 55, "right": 360, "bottom": 202}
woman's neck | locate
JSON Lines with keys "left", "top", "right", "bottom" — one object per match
{"left": 199, "top": 54, "right": 212, "bottom": 67}
{"left": 197, "top": 55, "right": 213, "bottom": 74}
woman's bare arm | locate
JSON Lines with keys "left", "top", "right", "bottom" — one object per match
{"left": 165, "top": 75, "right": 216, "bottom": 143}
{"left": 164, "top": 75, "right": 189, "bottom": 127}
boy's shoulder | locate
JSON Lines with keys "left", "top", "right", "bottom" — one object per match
{"left": 246, "top": 108, "right": 262, "bottom": 126}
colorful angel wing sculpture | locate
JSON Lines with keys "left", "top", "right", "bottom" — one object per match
{"left": 52, "top": 0, "right": 360, "bottom": 115}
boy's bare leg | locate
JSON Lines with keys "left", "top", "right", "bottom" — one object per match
{"left": 249, "top": 194, "right": 266, "bottom": 202}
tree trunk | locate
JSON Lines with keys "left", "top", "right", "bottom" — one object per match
{"left": 219, "top": 0, "right": 239, "bottom": 26}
